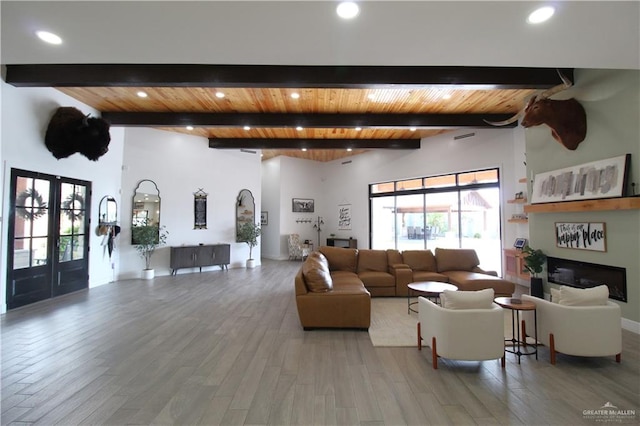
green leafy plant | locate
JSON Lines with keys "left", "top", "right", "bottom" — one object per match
{"left": 132, "top": 219, "right": 168, "bottom": 270}
{"left": 237, "top": 222, "right": 261, "bottom": 260}
{"left": 522, "top": 245, "right": 546, "bottom": 277}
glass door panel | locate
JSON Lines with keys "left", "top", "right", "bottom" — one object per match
{"left": 425, "top": 191, "right": 460, "bottom": 248}
{"left": 7, "top": 170, "right": 91, "bottom": 309}
{"left": 396, "top": 193, "right": 425, "bottom": 251}
{"left": 370, "top": 196, "right": 396, "bottom": 250}
{"left": 459, "top": 188, "right": 501, "bottom": 272}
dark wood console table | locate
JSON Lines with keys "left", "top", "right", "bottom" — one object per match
{"left": 170, "top": 244, "right": 230, "bottom": 275}
{"left": 326, "top": 238, "right": 357, "bottom": 248}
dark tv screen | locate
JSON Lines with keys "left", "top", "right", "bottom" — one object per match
{"left": 547, "top": 256, "right": 627, "bottom": 302}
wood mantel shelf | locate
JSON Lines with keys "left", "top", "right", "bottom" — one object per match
{"left": 524, "top": 197, "right": 640, "bottom": 213}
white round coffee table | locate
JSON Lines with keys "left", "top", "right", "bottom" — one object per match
{"left": 407, "top": 281, "right": 458, "bottom": 314}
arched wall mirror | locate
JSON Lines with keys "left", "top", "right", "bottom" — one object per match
{"left": 99, "top": 195, "right": 118, "bottom": 225}
{"left": 236, "top": 189, "right": 255, "bottom": 242}
{"left": 132, "top": 179, "right": 161, "bottom": 244}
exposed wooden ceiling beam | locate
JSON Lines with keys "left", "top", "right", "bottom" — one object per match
{"left": 208, "top": 138, "right": 421, "bottom": 150}
{"left": 5, "top": 64, "right": 573, "bottom": 89}
{"left": 102, "top": 112, "right": 517, "bottom": 128}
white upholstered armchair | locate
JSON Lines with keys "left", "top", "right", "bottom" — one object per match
{"left": 521, "top": 294, "right": 622, "bottom": 364}
{"left": 417, "top": 295, "right": 505, "bottom": 369}
{"left": 288, "top": 234, "right": 313, "bottom": 261}
{"left": 288, "top": 234, "right": 303, "bottom": 260}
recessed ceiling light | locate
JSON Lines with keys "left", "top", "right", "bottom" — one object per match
{"left": 355, "top": 127, "right": 362, "bottom": 131}
{"left": 301, "top": 148, "right": 308, "bottom": 152}
{"left": 367, "top": 94, "right": 375, "bottom": 100}
{"left": 337, "top": 2, "right": 359, "bottom": 19}
{"left": 186, "top": 126, "right": 194, "bottom": 131}
{"left": 244, "top": 126, "right": 251, "bottom": 131}
{"left": 291, "top": 92, "right": 300, "bottom": 99}
{"left": 296, "top": 126, "right": 303, "bottom": 131}
{"left": 410, "top": 127, "right": 417, "bottom": 132}
{"left": 36, "top": 31, "right": 62, "bottom": 45}
{"left": 347, "top": 148, "right": 353, "bottom": 152}
{"left": 215, "top": 91, "right": 225, "bottom": 98}
{"left": 442, "top": 94, "right": 452, "bottom": 100}
{"left": 137, "top": 91, "right": 148, "bottom": 98}
{"left": 527, "top": 6, "right": 555, "bottom": 24}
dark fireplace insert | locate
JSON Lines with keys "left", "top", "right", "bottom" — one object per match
{"left": 547, "top": 256, "right": 627, "bottom": 302}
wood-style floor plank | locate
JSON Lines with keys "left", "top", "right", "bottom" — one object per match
{"left": 1, "top": 259, "right": 638, "bottom": 425}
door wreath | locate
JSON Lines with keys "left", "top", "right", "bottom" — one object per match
{"left": 15, "top": 188, "right": 48, "bottom": 221}
{"left": 61, "top": 192, "right": 85, "bottom": 221}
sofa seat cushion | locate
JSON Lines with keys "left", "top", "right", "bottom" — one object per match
{"left": 358, "top": 271, "right": 394, "bottom": 288}
{"left": 320, "top": 246, "right": 358, "bottom": 273}
{"left": 330, "top": 270, "right": 363, "bottom": 287}
{"left": 412, "top": 270, "right": 449, "bottom": 283}
{"left": 435, "top": 248, "right": 480, "bottom": 272}
{"left": 357, "top": 249, "right": 388, "bottom": 273}
{"left": 302, "top": 252, "right": 333, "bottom": 293}
{"left": 443, "top": 271, "right": 515, "bottom": 296}
{"left": 402, "top": 250, "right": 437, "bottom": 271}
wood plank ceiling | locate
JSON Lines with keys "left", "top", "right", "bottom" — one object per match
{"left": 4, "top": 65, "right": 573, "bottom": 162}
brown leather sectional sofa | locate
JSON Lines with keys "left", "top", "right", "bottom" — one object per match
{"left": 294, "top": 246, "right": 515, "bottom": 329}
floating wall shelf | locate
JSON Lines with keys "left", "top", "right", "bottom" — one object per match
{"left": 524, "top": 197, "right": 640, "bottom": 213}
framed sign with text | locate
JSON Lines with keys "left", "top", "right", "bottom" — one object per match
{"left": 555, "top": 222, "right": 606, "bottom": 252}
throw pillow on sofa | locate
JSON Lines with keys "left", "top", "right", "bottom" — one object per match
{"left": 553, "top": 285, "right": 609, "bottom": 306}
{"left": 435, "top": 247, "right": 479, "bottom": 272}
{"left": 440, "top": 288, "right": 495, "bottom": 310}
{"left": 303, "top": 252, "right": 333, "bottom": 293}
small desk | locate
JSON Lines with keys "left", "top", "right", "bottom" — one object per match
{"left": 407, "top": 281, "right": 458, "bottom": 314}
{"left": 494, "top": 297, "right": 538, "bottom": 364}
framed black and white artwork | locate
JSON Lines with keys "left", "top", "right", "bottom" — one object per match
{"left": 292, "top": 198, "right": 314, "bottom": 213}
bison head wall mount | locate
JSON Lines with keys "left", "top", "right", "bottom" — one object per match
{"left": 45, "top": 106, "right": 111, "bottom": 161}
{"left": 486, "top": 70, "right": 587, "bottom": 151}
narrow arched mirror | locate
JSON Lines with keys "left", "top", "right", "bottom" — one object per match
{"left": 132, "top": 179, "right": 161, "bottom": 244}
{"left": 99, "top": 195, "right": 117, "bottom": 225}
{"left": 236, "top": 189, "right": 255, "bottom": 242}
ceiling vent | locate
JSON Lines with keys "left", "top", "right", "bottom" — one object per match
{"left": 342, "top": 160, "right": 353, "bottom": 165}
{"left": 454, "top": 132, "right": 476, "bottom": 140}
{"left": 240, "top": 149, "right": 257, "bottom": 154}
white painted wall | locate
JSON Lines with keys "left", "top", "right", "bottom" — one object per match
{"left": 0, "top": 82, "right": 125, "bottom": 312}
{"left": 119, "top": 127, "right": 262, "bottom": 278}
{"left": 260, "top": 156, "right": 281, "bottom": 259}
{"left": 320, "top": 129, "right": 519, "bottom": 247}
{"left": 261, "top": 129, "right": 522, "bottom": 264}
{"left": 261, "top": 156, "right": 325, "bottom": 259}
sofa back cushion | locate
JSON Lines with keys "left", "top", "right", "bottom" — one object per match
{"left": 441, "top": 288, "right": 495, "bottom": 310}
{"left": 302, "top": 252, "right": 333, "bottom": 293}
{"left": 402, "top": 250, "right": 437, "bottom": 272}
{"left": 386, "top": 249, "right": 404, "bottom": 266}
{"left": 319, "top": 246, "right": 358, "bottom": 273}
{"left": 435, "top": 248, "right": 480, "bottom": 272}
{"left": 357, "top": 249, "right": 388, "bottom": 273}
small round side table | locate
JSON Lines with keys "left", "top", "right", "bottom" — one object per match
{"left": 494, "top": 297, "right": 538, "bottom": 364}
{"left": 407, "top": 281, "right": 458, "bottom": 314}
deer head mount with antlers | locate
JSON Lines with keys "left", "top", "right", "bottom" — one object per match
{"left": 486, "top": 70, "right": 587, "bottom": 151}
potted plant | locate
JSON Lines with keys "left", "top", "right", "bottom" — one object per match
{"left": 237, "top": 222, "right": 261, "bottom": 268}
{"left": 522, "top": 245, "right": 546, "bottom": 298}
{"left": 132, "top": 219, "right": 168, "bottom": 279}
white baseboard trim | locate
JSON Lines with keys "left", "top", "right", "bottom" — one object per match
{"left": 622, "top": 318, "right": 640, "bottom": 334}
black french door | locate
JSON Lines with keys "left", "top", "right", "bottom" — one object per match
{"left": 7, "top": 169, "right": 91, "bottom": 309}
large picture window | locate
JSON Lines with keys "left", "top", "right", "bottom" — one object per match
{"left": 370, "top": 168, "right": 502, "bottom": 273}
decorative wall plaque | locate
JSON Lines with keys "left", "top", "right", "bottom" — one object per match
{"left": 194, "top": 189, "right": 208, "bottom": 229}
